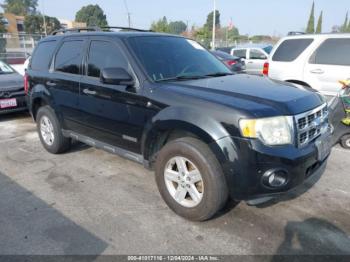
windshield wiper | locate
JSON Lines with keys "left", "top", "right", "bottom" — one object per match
{"left": 204, "top": 72, "right": 233, "bottom": 77}
{"left": 155, "top": 75, "right": 209, "bottom": 82}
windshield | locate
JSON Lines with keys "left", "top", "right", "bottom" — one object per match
{"left": 127, "top": 36, "right": 231, "bottom": 82}
{"left": 0, "top": 61, "right": 15, "bottom": 74}
{"left": 263, "top": 46, "right": 273, "bottom": 54}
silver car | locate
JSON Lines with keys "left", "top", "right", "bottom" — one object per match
{"left": 231, "top": 44, "right": 273, "bottom": 75}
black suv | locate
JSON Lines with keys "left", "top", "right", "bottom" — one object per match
{"left": 26, "top": 27, "right": 332, "bottom": 221}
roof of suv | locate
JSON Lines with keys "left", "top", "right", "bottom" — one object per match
{"left": 42, "top": 31, "right": 181, "bottom": 42}
{"left": 281, "top": 33, "right": 350, "bottom": 40}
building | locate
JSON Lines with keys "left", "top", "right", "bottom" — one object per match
{"left": 2, "top": 13, "right": 25, "bottom": 35}
{"left": 59, "top": 19, "right": 86, "bottom": 29}
{"left": 1, "top": 13, "right": 43, "bottom": 62}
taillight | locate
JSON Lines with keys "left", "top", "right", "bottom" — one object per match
{"left": 24, "top": 73, "right": 29, "bottom": 94}
{"left": 263, "top": 62, "right": 269, "bottom": 76}
{"left": 226, "top": 60, "right": 237, "bottom": 66}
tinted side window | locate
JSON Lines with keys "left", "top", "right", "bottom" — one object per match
{"left": 272, "top": 39, "right": 313, "bottom": 62}
{"left": 311, "top": 38, "right": 350, "bottom": 66}
{"left": 31, "top": 40, "right": 57, "bottom": 71}
{"left": 233, "top": 49, "right": 247, "bottom": 59}
{"left": 55, "top": 40, "right": 84, "bottom": 74}
{"left": 87, "top": 41, "right": 128, "bottom": 78}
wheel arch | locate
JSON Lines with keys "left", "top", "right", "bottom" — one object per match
{"left": 30, "top": 84, "right": 54, "bottom": 120}
{"left": 141, "top": 107, "right": 231, "bottom": 165}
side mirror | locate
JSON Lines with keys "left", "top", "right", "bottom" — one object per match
{"left": 100, "top": 67, "right": 134, "bottom": 86}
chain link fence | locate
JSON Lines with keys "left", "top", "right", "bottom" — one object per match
{"left": 0, "top": 33, "right": 45, "bottom": 64}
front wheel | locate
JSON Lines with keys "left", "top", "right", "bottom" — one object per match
{"left": 340, "top": 135, "right": 350, "bottom": 149}
{"left": 155, "top": 137, "right": 228, "bottom": 221}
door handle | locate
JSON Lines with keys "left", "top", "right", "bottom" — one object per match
{"left": 46, "top": 81, "right": 56, "bottom": 87}
{"left": 83, "top": 88, "right": 97, "bottom": 95}
{"left": 310, "top": 69, "right": 325, "bottom": 74}
{"left": 247, "top": 61, "right": 254, "bottom": 64}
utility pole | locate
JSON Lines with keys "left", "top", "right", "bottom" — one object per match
{"left": 212, "top": 0, "right": 216, "bottom": 50}
{"left": 41, "top": 0, "right": 47, "bottom": 36}
{"left": 124, "top": 0, "right": 132, "bottom": 27}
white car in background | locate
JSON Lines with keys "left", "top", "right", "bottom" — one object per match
{"left": 265, "top": 34, "right": 350, "bottom": 96}
{"left": 231, "top": 44, "right": 272, "bottom": 75}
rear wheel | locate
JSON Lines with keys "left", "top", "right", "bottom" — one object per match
{"left": 36, "top": 106, "right": 71, "bottom": 154}
{"left": 340, "top": 135, "right": 350, "bottom": 149}
{"left": 155, "top": 137, "right": 228, "bottom": 221}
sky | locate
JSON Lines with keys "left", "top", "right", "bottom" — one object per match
{"left": 6, "top": 0, "right": 350, "bottom": 35}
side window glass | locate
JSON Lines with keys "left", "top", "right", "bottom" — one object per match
{"left": 311, "top": 38, "right": 350, "bottom": 66}
{"left": 272, "top": 39, "right": 313, "bottom": 62}
{"left": 55, "top": 40, "right": 84, "bottom": 75}
{"left": 250, "top": 49, "right": 267, "bottom": 60}
{"left": 31, "top": 40, "right": 57, "bottom": 71}
{"left": 87, "top": 41, "right": 129, "bottom": 78}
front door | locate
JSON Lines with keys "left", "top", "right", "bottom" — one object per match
{"left": 78, "top": 38, "right": 147, "bottom": 153}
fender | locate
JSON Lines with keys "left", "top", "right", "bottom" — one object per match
{"left": 29, "top": 84, "right": 60, "bottom": 120}
{"left": 141, "top": 106, "right": 232, "bottom": 161}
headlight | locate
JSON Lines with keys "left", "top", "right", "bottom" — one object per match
{"left": 239, "top": 116, "right": 293, "bottom": 145}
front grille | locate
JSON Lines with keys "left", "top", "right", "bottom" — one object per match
{"left": 294, "top": 103, "right": 329, "bottom": 147}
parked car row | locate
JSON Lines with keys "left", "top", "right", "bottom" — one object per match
{"left": 0, "top": 60, "right": 27, "bottom": 114}
{"left": 23, "top": 27, "right": 332, "bottom": 221}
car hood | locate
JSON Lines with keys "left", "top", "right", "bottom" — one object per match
{"left": 0, "top": 73, "right": 24, "bottom": 91}
{"left": 161, "top": 74, "right": 326, "bottom": 116}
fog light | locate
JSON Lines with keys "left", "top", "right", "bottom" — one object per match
{"left": 262, "top": 169, "right": 288, "bottom": 188}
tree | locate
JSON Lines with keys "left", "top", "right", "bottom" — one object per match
{"left": 150, "top": 16, "right": 170, "bottom": 33}
{"left": 0, "top": 14, "right": 7, "bottom": 55}
{"left": 205, "top": 10, "right": 221, "bottom": 32}
{"left": 316, "top": 11, "right": 323, "bottom": 34}
{"left": 1, "top": 0, "right": 38, "bottom": 16}
{"left": 24, "top": 15, "right": 61, "bottom": 34}
{"left": 75, "top": 4, "right": 108, "bottom": 27}
{"left": 341, "top": 12, "right": 349, "bottom": 32}
{"left": 348, "top": 20, "right": 350, "bottom": 33}
{"left": 168, "top": 21, "right": 187, "bottom": 35}
{"left": 306, "top": 1, "right": 315, "bottom": 33}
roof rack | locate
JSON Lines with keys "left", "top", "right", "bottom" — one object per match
{"left": 287, "top": 31, "right": 306, "bottom": 36}
{"left": 51, "top": 26, "right": 152, "bottom": 35}
{"left": 51, "top": 27, "right": 101, "bottom": 35}
{"left": 101, "top": 26, "right": 153, "bottom": 32}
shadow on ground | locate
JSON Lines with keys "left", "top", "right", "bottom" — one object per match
{"left": 0, "top": 112, "right": 30, "bottom": 123}
{"left": 0, "top": 171, "right": 108, "bottom": 256}
{"left": 271, "top": 218, "right": 350, "bottom": 261}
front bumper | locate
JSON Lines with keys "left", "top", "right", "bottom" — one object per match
{"left": 210, "top": 136, "right": 329, "bottom": 200}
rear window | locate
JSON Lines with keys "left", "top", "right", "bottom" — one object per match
{"left": 272, "top": 39, "right": 313, "bottom": 62}
{"left": 30, "top": 40, "right": 57, "bottom": 71}
{"left": 310, "top": 38, "right": 350, "bottom": 66}
{"left": 233, "top": 49, "right": 246, "bottom": 59}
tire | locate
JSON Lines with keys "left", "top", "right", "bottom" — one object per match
{"left": 36, "top": 106, "right": 71, "bottom": 154}
{"left": 340, "top": 135, "right": 350, "bottom": 149}
{"left": 155, "top": 137, "right": 228, "bottom": 221}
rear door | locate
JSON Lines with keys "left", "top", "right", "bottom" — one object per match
{"left": 48, "top": 37, "right": 87, "bottom": 131}
{"left": 304, "top": 38, "right": 350, "bottom": 96}
{"left": 246, "top": 49, "right": 268, "bottom": 75}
